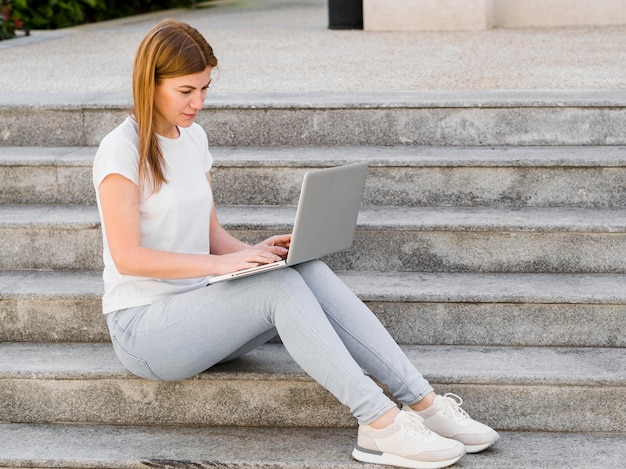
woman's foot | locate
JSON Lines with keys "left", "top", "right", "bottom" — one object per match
{"left": 352, "top": 410, "right": 466, "bottom": 468}
{"left": 404, "top": 393, "right": 499, "bottom": 453}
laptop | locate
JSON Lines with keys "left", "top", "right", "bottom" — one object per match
{"left": 207, "top": 162, "right": 368, "bottom": 284}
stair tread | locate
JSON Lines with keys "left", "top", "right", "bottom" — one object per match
{"left": 2, "top": 88, "right": 626, "bottom": 108}
{"left": 0, "top": 423, "right": 623, "bottom": 469}
{"left": 2, "top": 204, "right": 626, "bottom": 231}
{"left": 2, "top": 269, "right": 626, "bottom": 305}
{"left": 0, "top": 204, "right": 98, "bottom": 227}
{"left": 4, "top": 145, "right": 626, "bottom": 208}
{"left": 3, "top": 144, "right": 626, "bottom": 167}
{"left": 3, "top": 91, "right": 625, "bottom": 147}
{"left": 0, "top": 342, "right": 622, "bottom": 386}
{"left": 0, "top": 146, "right": 95, "bottom": 166}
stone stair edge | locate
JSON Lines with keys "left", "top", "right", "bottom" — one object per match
{"left": 3, "top": 145, "right": 626, "bottom": 167}
{"left": 0, "top": 424, "right": 623, "bottom": 469}
{"left": 4, "top": 146, "right": 626, "bottom": 208}
{"left": 3, "top": 205, "right": 625, "bottom": 273}
{"left": 2, "top": 269, "right": 626, "bottom": 305}
{"left": 0, "top": 342, "right": 623, "bottom": 386}
{"left": 3, "top": 204, "right": 626, "bottom": 232}
{"left": 3, "top": 269, "right": 624, "bottom": 347}
{"left": 5, "top": 102, "right": 626, "bottom": 146}
{"left": 1, "top": 343, "right": 623, "bottom": 431}
{"left": 2, "top": 89, "right": 626, "bottom": 109}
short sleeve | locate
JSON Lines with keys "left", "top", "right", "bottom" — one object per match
{"left": 92, "top": 118, "right": 140, "bottom": 190}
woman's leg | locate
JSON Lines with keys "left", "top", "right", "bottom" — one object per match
{"left": 106, "top": 267, "right": 397, "bottom": 424}
{"left": 292, "top": 260, "right": 433, "bottom": 406}
{"left": 293, "top": 261, "right": 500, "bottom": 455}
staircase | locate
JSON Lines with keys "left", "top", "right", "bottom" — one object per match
{"left": 1, "top": 90, "right": 625, "bottom": 468}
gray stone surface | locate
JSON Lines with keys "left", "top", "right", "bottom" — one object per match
{"left": 2, "top": 204, "right": 626, "bottom": 272}
{"left": 4, "top": 145, "right": 626, "bottom": 207}
{"left": 0, "top": 424, "right": 624, "bottom": 469}
{"left": 0, "top": 342, "right": 624, "bottom": 431}
{"left": 2, "top": 270, "right": 624, "bottom": 346}
{"left": 210, "top": 145, "right": 626, "bottom": 167}
{"left": 0, "top": 205, "right": 100, "bottom": 270}
{"left": 2, "top": 424, "right": 626, "bottom": 469}
{"left": 0, "top": 147, "right": 95, "bottom": 205}
{"left": 210, "top": 146, "right": 626, "bottom": 208}
{"left": 0, "top": 270, "right": 105, "bottom": 342}
{"left": 0, "top": 0, "right": 624, "bottom": 459}
{"left": 204, "top": 205, "right": 626, "bottom": 273}
{"left": 1, "top": 0, "right": 626, "bottom": 94}
{"left": 4, "top": 342, "right": 621, "bottom": 386}
{"left": 2, "top": 0, "right": 626, "bottom": 146}
{"left": 3, "top": 95, "right": 626, "bottom": 146}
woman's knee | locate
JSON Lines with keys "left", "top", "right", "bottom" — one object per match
{"left": 258, "top": 265, "right": 307, "bottom": 288}
{"left": 293, "top": 259, "right": 331, "bottom": 278}
{"left": 255, "top": 268, "right": 320, "bottom": 311}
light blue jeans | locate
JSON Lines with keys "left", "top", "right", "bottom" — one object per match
{"left": 105, "top": 260, "right": 434, "bottom": 425}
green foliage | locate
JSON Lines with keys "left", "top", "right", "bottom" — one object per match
{"left": 8, "top": 0, "right": 198, "bottom": 31}
{"left": 1, "top": 0, "right": 28, "bottom": 40}
{"left": 11, "top": 0, "right": 102, "bottom": 29}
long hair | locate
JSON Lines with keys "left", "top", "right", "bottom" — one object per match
{"left": 132, "top": 19, "right": 218, "bottom": 195}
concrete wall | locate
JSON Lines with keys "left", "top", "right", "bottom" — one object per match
{"left": 364, "top": 0, "right": 494, "bottom": 31}
{"left": 364, "top": 0, "right": 626, "bottom": 31}
{"left": 494, "top": 0, "right": 626, "bottom": 28}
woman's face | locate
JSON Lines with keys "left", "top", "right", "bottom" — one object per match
{"left": 154, "top": 66, "right": 212, "bottom": 139}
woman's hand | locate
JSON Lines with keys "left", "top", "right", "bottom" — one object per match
{"left": 256, "top": 234, "right": 291, "bottom": 259}
{"left": 209, "top": 234, "right": 291, "bottom": 275}
{"left": 213, "top": 243, "right": 287, "bottom": 274}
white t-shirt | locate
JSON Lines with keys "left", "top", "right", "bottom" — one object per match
{"left": 93, "top": 116, "right": 214, "bottom": 314}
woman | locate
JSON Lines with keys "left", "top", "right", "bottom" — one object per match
{"left": 93, "top": 19, "right": 498, "bottom": 469}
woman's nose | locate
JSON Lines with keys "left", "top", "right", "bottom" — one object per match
{"left": 191, "top": 92, "right": 204, "bottom": 110}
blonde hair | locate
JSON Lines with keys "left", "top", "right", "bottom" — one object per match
{"left": 132, "top": 19, "right": 218, "bottom": 194}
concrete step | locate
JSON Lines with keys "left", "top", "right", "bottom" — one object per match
{"left": 0, "top": 424, "right": 623, "bottom": 469}
{"left": 0, "top": 205, "right": 101, "bottom": 271}
{"left": 1, "top": 205, "right": 626, "bottom": 273}
{"left": 1, "top": 90, "right": 626, "bottom": 146}
{"left": 3, "top": 145, "right": 626, "bottom": 208}
{"left": 1, "top": 270, "right": 624, "bottom": 347}
{"left": 211, "top": 145, "right": 626, "bottom": 208}
{"left": 0, "top": 342, "right": 623, "bottom": 432}
{"left": 0, "top": 146, "right": 94, "bottom": 205}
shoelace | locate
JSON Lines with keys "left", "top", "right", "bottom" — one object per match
{"left": 439, "top": 393, "right": 471, "bottom": 422}
{"left": 397, "top": 411, "right": 433, "bottom": 439}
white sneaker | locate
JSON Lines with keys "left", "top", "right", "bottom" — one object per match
{"left": 403, "top": 394, "right": 500, "bottom": 453}
{"left": 352, "top": 410, "right": 466, "bottom": 469}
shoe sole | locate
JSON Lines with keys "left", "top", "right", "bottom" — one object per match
{"left": 464, "top": 433, "right": 500, "bottom": 453}
{"left": 352, "top": 446, "right": 465, "bottom": 469}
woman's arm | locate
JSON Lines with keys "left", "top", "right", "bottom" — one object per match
{"left": 97, "top": 173, "right": 286, "bottom": 279}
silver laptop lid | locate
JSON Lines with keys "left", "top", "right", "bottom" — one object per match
{"left": 286, "top": 162, "right": 368, "bottom": 265}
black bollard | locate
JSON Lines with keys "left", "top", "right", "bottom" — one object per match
{"left": 328, "top": 0, "right": 363, "bottom": 29}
